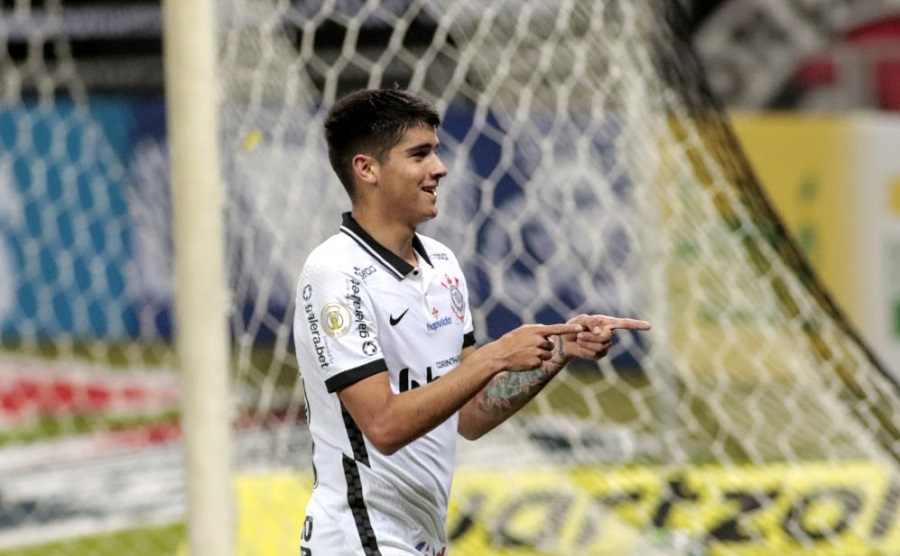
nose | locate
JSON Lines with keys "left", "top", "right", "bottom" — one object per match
{"left": 432, "top": 156, "right": 448, "bottom": 179}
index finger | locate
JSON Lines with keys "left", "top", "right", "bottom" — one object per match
{"left": 536, "top": 323, "right": 585, "bottom": 336}
{"left": 593, "top": 316, "right": 652, "bottom": 331}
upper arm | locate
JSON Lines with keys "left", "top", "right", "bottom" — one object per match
{"left": 294, "top": 257, "right": 385, "bottom": 394}
{"left": 337, "top": 369, "right": 393, "bottom": 442}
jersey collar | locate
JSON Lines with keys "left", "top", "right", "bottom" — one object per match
{"left": 339, "top": 212, "right": 434, "bottom": 280}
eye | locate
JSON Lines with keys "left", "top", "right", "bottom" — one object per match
{"left": 407, "top": 143, "right": 439, "bottom": 159}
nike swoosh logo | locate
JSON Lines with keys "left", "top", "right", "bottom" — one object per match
{"left": 389, "top": 308, "right": 409, "bottom": 326}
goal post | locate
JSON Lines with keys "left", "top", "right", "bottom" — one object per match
{"left": 162, "top": 0, "right": 234, "bottom": 555}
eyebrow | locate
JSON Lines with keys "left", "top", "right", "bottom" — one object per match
{"left": 403, "top": 141, "right": 439, "bottom": 155}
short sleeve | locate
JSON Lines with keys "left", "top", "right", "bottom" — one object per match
{"left": 294, "top": 259, "right": 386, "bottom": 392}
{"left": 446, "top": 248, "right": 476, "bottom": 348}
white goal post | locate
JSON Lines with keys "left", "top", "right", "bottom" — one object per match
{"left": 162, "top": 0, "right": 233, "bottom": 555}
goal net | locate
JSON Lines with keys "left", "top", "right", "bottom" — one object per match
{"left": 2, "top": 0, "right": 900, "bottom": 554}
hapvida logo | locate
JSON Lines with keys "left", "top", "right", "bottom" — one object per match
{"left": 426, "top": 316, "right": 452, "bottom": 332}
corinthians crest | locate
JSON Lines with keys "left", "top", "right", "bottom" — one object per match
{"left": 441, "top": 274, "right": 465, "bottom": 322}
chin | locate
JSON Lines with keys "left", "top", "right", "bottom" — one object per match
{"left": 415, "top": 210, "right": 438, "bottom": 226}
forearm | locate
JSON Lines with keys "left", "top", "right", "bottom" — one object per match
{"left": 341, "top": 347, "right": 505, "bottom": 455}
{"left": 457, "top": 366, "right": 557, "bottom": 439}
{"left": 458, "top": 337, "right": 570, "bottom": 439}
{"left": 481, "top": 367, "right": 556, "bottom": 413}
{"left": 456, "top": 315, "right": 647, "bottom": 440}
{"left": 377, "top": 373, "right": 494, "bottom": 452}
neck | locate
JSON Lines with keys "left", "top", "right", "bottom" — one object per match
{"left": 351, "top": 209, "right": 418, "bottom": 266}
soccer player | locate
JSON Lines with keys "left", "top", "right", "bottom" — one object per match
{"left": 293, "top": 88, "right": 652, "bottom": 556}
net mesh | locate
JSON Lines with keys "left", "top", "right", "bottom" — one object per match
{"left": 1, "top": 0, "right": 899, "bottom": 554}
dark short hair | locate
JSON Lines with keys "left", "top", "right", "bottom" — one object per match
{"left": 324, "top": 88, "right": 441, "bottom": 197}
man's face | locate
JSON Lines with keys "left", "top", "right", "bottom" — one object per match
{"left": 376, "top": 124, "right": 448, "bottom": 226}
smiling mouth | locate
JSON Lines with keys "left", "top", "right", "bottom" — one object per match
{"left": 422, "top": 186, "right": 437, "bottom": 198}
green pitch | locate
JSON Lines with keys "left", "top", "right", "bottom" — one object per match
{"left": 0, "top": 524, "right": 185, "bottom": 556}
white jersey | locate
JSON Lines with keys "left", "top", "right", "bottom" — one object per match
{"left": 294, "top": 213, "right": 475, "bottom": 556}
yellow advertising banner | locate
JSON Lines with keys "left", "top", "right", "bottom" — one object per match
{"left": 209, "top": 461, "right": 900, "bottom": 556}
{"left": 731, "top": 112, "right": 900, "bottom": 374}
{"left": 730, "top": 113, "right": 857, "bottom": 317}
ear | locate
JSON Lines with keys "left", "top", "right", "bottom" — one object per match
{"left": 351, "top": 154, "right": 378, "bottom": 188}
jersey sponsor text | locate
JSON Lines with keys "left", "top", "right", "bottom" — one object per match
{"left": 347, "top": 278, "right": 372, "bottom": 339}
{"left": 427, "top": 316, "right": 453, "bottom": 332}
{"left": 304, "top": 303, "right": 333, "bottom": 368}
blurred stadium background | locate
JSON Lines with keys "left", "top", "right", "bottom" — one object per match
{"left": 2, "top": 0, "right": 900, "bottom": 555}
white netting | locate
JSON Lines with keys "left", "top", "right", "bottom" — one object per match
{"left": 219, "top": 0, "right": 900, "bottom": 552}
{"left": 3, "top": 0, "right": 900, "bottom": 554}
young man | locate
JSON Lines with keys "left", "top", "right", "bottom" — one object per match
{"left": 293, "top": 88, "right": 651, "bottom": 555}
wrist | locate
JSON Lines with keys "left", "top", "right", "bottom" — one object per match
{"left": 544, "top": 335, "right": 571, "bottom": 374}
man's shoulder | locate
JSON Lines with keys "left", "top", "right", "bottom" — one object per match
{"left": 304, "top": 233, "right": 355, "bottom": 269}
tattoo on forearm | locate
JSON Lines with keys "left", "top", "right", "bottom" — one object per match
{"left": 476, "top": 369, "right": 551, "bottom": 417}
